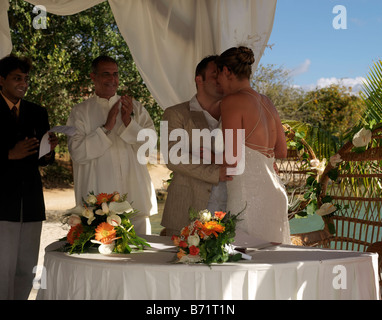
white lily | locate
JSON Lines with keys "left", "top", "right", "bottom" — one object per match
{"left": 101, "top": 202, "right": 110, "bottom": 214}
{"left": 352, "top": 128, "right": 372, "bottom": 147}
{"left": 310, "top": 159, "right": 320, "bottom": 168}
{"left": 179, "top": 254, "right": 201, "bottom": 264}
{"left": 109, "top": 201, "right": 133, "bottom": 214}
{"left": 86, "top": 194, "right": 97, "bottom": 205}
{"left": 310, "top": 158, "right": 326, "bottom": 175}
{"left": 329, "top": 154, "right": 342, "bottom": 167}
{"left": 198, "top": 209, "right": 212, "bottom": 223}
{"left": 95, "top": 209, "right": 106, "bottom": 216}
{"left": 91, "top": 240, "right": 115, "bottom": 255}
{"left": 67, "top": 214, "right": 81, "bottom": 227}
{"left": 187, "top": 234, "right": 200, "bottom": 247}
{"left": 107, "top": 214, "right": 122, "bottom": 226}
{"left": 82, "top": 207, "right": 95, "bottom": 225}
{"left": 316, "top": 203, "right": 337, "bottom": 217}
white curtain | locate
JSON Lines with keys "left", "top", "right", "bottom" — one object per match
{"left": 0, "top": 0, "right": 12, "bottom": 57}
{"left": 1, "top": 0, "right": 277, "bottom": 109}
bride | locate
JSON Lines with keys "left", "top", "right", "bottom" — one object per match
{"left": 216, "top": 46, "right": 291, "bottom": 244}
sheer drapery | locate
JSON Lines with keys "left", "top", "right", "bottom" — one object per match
{"left": 0, "top": 0, "right": 12, "bottom": 58}
{"left": 1, "top": 0, "right": 277, "bottom": 108}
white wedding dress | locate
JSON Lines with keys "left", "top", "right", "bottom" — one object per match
{"left": 226, "top": 93, "right": 291, "bottom": 245}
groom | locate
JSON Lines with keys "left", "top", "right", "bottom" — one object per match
{"left": 161, "top": 56, "right": 233, "bottom": 236}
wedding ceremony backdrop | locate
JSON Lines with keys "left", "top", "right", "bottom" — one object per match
{"left": 0, "top": 0, "right": 277, "bottom": 109}
{"left": 2, "top": 0, "right": 382, "bottom": 299}
{"left": 2, "top": 0, "right": 382, "bottom": 250}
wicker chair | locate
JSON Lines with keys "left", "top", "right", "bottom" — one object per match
{"left": 276, "top": 125, "right": 318, "bottom": 221}
{"left": 319, "top": 127, "right": 382, "bottom": 251}
{"left": 292, "top": 127, "right": 382, "bottom": 250}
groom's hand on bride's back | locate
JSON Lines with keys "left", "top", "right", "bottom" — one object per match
{"left": 219, "top": 166, "right": 233, "bottom": 181}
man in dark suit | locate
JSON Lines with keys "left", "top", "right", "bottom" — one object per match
{"left": 0, "top": 55, "right": 58, "bottom": 300}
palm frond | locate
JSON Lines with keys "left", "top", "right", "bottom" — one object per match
{"left": 359, "top": 60, "right": 382, "bottom": 127}
{"left": 282, "top": 120, "right": 341, "bottom": 159}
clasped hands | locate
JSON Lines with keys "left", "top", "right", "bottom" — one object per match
{"left": 103, "top": 95, "right": 133, "bottom": 131}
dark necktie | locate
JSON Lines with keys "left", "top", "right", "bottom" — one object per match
{"left": 11, "top": 106, "right": 18, "bottom": 120}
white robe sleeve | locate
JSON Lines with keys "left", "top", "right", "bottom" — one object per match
{"left": 118, "top": 99, "right": 156, "bottom": 146}
{"left": 67, "top": 103, "right": 113, "bottom": 164}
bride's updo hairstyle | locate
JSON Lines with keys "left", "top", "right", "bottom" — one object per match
{"left": 216, "top": 46, "right": 255, "bottom": 80}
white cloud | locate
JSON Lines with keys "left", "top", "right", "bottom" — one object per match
{"left": 317, "top": 77, "right": 365, "bottom": 93}
{"left": 286, "top": 59, "right": 365, "bottom": 94}
{"left": 289, "top": 59, "right": 311, "bottom": 77}
{"left": 297, "top": 77, "right": 366, "bottom": 94}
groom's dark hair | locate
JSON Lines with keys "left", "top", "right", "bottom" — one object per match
{"left": 195, "top": 55, "right": 218, "bottom": 80}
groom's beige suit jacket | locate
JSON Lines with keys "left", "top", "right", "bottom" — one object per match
{"left": 161, "top": 101, "right": 220, "bottom": 233}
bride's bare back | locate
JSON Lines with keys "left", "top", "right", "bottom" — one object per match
{"left": 221, "top": 88, "right": 287, "bottom": 159}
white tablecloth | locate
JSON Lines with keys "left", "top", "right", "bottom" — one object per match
{"left": 37, "top": 235, "right": 380, "bottom": 300}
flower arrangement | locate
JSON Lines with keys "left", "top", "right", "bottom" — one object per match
{"left": 171, "top": 209, "right": 242, "bottom": 265}
{"left": 290, "top": 154, "right": 340, "bottom": 234}
{"left": 63, "top": 191, "right": 149, "bottom": 254}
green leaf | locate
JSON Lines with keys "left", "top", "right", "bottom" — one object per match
{"left": 306, "top": 202, "right": 317, "bottom": 216}
{"left": 306, "top": 176, "right": 317, "bottom": 186}
{"left": 327, "top": 222, "right": 336, "bottom": 235}
{"left": 322, "top": 195, "right": 333, "bottom": 203}
{"left": 328, "top": 168, "right": 339, "bottom": 181}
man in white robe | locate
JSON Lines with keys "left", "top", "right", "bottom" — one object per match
{"left": 67, "top": 56, "right": 157, "bottom": 234}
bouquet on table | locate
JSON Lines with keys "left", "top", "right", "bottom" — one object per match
{"left": 172, "top": 209, "right": 242, "bottom": 265}
{"left": 62, "top": 191, "right": 149, "bottom": 254}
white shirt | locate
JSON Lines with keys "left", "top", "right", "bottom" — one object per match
{"left": 189, "top": 95, "right": 227, "bottom": 213}
{"left": 67, "top": 94, "right": 158, "bottom": 234}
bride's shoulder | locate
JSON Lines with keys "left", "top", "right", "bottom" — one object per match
{"left": 222, "top": 91, "right": 251, "bottom": 105}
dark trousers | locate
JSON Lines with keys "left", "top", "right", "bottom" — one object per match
{"left": 0, "top": 221, "right": 42, "bottom": 300}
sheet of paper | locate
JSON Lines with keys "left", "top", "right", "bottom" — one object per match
{"left": 38, "top": 126, "right": 76, "bottom": 159}
{"left": 49, "top": 125, "right": 76, "bottom": 136}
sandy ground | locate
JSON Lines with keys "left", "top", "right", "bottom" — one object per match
{"left": 28, "top": 163, "right": 171, "bottom": 300}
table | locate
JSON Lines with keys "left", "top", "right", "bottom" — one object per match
{"left": 37, "top": 235, "right": 380, "bottom": 300}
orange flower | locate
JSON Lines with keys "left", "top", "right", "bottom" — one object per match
{"left": 214, "top": 211, "right": 226, "bottom": 220}
{"left": 96, "top": 193, "right": 114, "bottom": 205}
{"left": 201, "top": 221, "right": 225, "bottom": 238}
{"left": 181, "top": 226, "right": 190, "bottom": 238}
{"left": 171, "top": 235, "right": 180, "bottom": 246}
{"left": 177, "top": 249, "right": 186, "bottom": 260}
{"left": 95, "top": 222, "right": 117, "bottom": 244}
{"left": 67, "top": 224, "right": 84, "bottom": 245}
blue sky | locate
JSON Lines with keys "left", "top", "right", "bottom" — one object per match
{"left": 260, "top": 0, "right": 382, "bottom": 92}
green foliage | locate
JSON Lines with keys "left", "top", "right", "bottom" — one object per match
{"left": 341, "top": 59, "right": 382, "bottom": 142}
{"left": 39, "top": 160, "right": 73, "bottom": 188}
{"left": 252, "top": 63, "right": 305, "bottom": 120}
{"left": 253, "top": 64, "right": 365, "bottom": 158}
{"left": 359, "top": 60, "right": 382, "bottom": 126}
{"left": 300, "top": 85, "right": 366, "bottom": 138}
{"left": 283, "top": 120, "right": 341, "bottom": 159}
{"left": 66, "top": 226, "right": 95, "bottom": 254}
{"left": 198, "top": 212, "right": 242, "bottom": 265}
